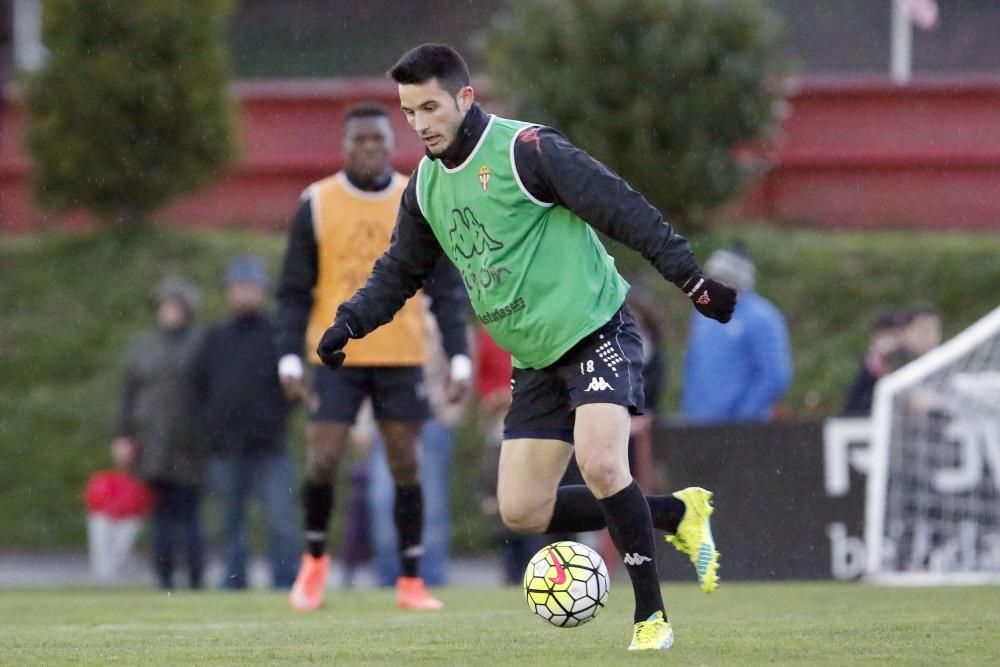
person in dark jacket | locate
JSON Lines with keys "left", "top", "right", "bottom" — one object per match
{"left": 842, "top": 310, "right": 907, "bottom": 416}
{"left": 191, "top": 257, "right": 299, "bottom": 589}
{"left": 114, "top": 276, "right": 205, "bottom": 590}
{"left": 841, "top": 306, "right": 941, "bottom": 416}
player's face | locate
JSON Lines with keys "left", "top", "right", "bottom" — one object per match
{"left": 343, "top": 116, "right": 394, "bottom": 178}
{"left": 398, "top": 78, "right": 474, "bottom": 156}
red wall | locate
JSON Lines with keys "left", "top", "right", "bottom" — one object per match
{"left": 3, "top": 76, "right": 1000, "bottom": 232}
{"left": 736, "top": 76, "right": 1000, "bottom": 229}
{"left": 0, "top": 78, "right": 428, "bottom": 232}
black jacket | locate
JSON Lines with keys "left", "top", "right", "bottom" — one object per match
{"left": 841, "top": 361, "right": 877, "bottom": 417}
{"left": 335, "top": 103, "right": 700, "bottom": 339}
{"left": 274, "top": 171, "right": 469, "bottom": 360}
{"left": 190, "top": 312, "right": 290, "bottom": 456}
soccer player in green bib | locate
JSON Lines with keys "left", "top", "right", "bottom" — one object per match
{"left": 318, "top": 44, "right": 736, "bottom": 651}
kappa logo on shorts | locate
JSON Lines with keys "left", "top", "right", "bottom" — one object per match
{"left": 584, "top": 377, "right": 614, "bottom": 392}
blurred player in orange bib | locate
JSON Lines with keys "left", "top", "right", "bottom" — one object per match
{"left": 275, "top": 103, "right": 470, "bottom": 611}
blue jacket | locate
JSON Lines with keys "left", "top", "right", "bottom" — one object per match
{"left": 682, "top": 291, "right": 792, "bottom": 422}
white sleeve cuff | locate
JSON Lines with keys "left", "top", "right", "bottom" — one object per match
{"left": 449, "top": 354, "right": 473, "bottom": 383}
{"left": 278, "top": 354, "right": 304, "bottom": 380}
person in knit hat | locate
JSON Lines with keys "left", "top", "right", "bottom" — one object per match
{"left": 114, "top": 275, "right": 205, "bottom": 589}
{"left": 682, "top": 244, "right": 792, "bottom": 422}
{"left": 191, "top": 256, "right": 299, "bottom": 590}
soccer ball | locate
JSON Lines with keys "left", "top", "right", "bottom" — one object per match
{"left": 523, "top": 540, "right": 609, "bottom": 628}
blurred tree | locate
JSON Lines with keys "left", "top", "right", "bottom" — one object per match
{"left": 481, "top": 0, "right": 785, "bottom": 225}
{"left": 25, "top": 1, "right": 237, "bottom": 229}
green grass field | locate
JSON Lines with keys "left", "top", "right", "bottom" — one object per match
{"left": 2, "top": 582, "right": 997, "bottom": 665}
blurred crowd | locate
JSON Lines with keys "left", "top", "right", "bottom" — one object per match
{"left": 87, "top": 244, "right": 944, "bottom": 590}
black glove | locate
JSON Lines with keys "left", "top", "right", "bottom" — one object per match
{"left": 683, "top": 274, "right": 737, "bottom": 323}
{"left": 316, "top": 321, "right": 351, "bottom": 368}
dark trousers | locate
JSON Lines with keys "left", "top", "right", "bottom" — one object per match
{"left": 149, "top": 480, "right": 204, "bottom": 590}
{"left": 207, "top": 451, "right": 299, "bottom": 589}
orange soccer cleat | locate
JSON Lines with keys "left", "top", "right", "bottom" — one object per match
{"left": 396, "top": 576, "right": 444, "bottom": 611}
{"left": 289, "top": 553, "right": 330, "bottom": 611}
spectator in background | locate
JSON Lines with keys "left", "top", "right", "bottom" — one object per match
{"left": 84, "top": 463, "right": 153, "bottom": 584}
{"left": 842, "top": 306, "right": 942, "bottom": 416}
{"left": 682, "top": 244, "right": 792, "bottom": 423}
{"left": 841, "top": 309, "right": 907, "bottom": 417}
{"left": 113, "top": 276, "right": 204, "bottom": 590}
{"left": 190, "top": 257, "right": 299, "bottom": 590}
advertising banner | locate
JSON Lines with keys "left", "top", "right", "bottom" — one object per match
{"left": 653, "top": 420, "right": 869, "bottom": 580}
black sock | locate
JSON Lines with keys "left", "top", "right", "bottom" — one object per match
{"left": 597, "top": 480, "right": 664, "bottom": 623}
{"left": 546, "top": 485, "right": 686, "bottom": 535}
{"left": 545, "top": 485, "right": 607, "bottom": 533}
{"left": 303, "top": 481, "right": 334, "bottom": 558}
{"left": 648, "top": 495, "right": 686, "bottom": 534}
{"left": 394, "top": 484, "right": 423, "bottom": 579}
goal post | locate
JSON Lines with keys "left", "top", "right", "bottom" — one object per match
{"left": 865, "top": 305, "right": 1000, "bottom": 584}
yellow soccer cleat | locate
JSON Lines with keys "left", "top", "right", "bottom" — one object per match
{"left": 666, "top": 487, "right": 720, "bottom": 593}
{"left": 628, "top": 611, "right": 674, "bottom": 651}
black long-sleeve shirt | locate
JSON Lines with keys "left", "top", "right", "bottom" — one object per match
{"left": 274, "top": 171, "right": 469, "bottom": 360}
{"left": 190, "top": 313, "right": 289, "bottom": 456}
{"left": 335, "top": 103, "right": 700, "bottom": 340}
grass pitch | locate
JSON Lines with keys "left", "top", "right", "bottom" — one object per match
{"left": 1, "top": 582, "right": 997, "bottom": 665}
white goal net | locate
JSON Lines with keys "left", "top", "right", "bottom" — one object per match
{"left": 865, "top": 305, "right": 1000, "bottom": 584}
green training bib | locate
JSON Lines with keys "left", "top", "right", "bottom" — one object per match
{"left": 416, "top": 116, "right": 627, "bottom": 368}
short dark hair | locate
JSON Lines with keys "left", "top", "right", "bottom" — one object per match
{"left": 870, "top": 309, "right": 906, "bottom": 333}
{"left": 387, "top": 43, "right": 471, "bottom": 95}
{"left": 343, "top": 102, "right": 388, "bottom": 125}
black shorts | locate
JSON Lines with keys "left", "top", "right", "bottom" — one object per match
{"left": 311, "top": 365, "right": 430, "bottom": 424}
{"left": 503, "top": 305, "right": 645, "bottom": 443}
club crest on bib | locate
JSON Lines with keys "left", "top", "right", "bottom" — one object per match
{"left": 478, "top": 165, "right": 491, "bottom": 192}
